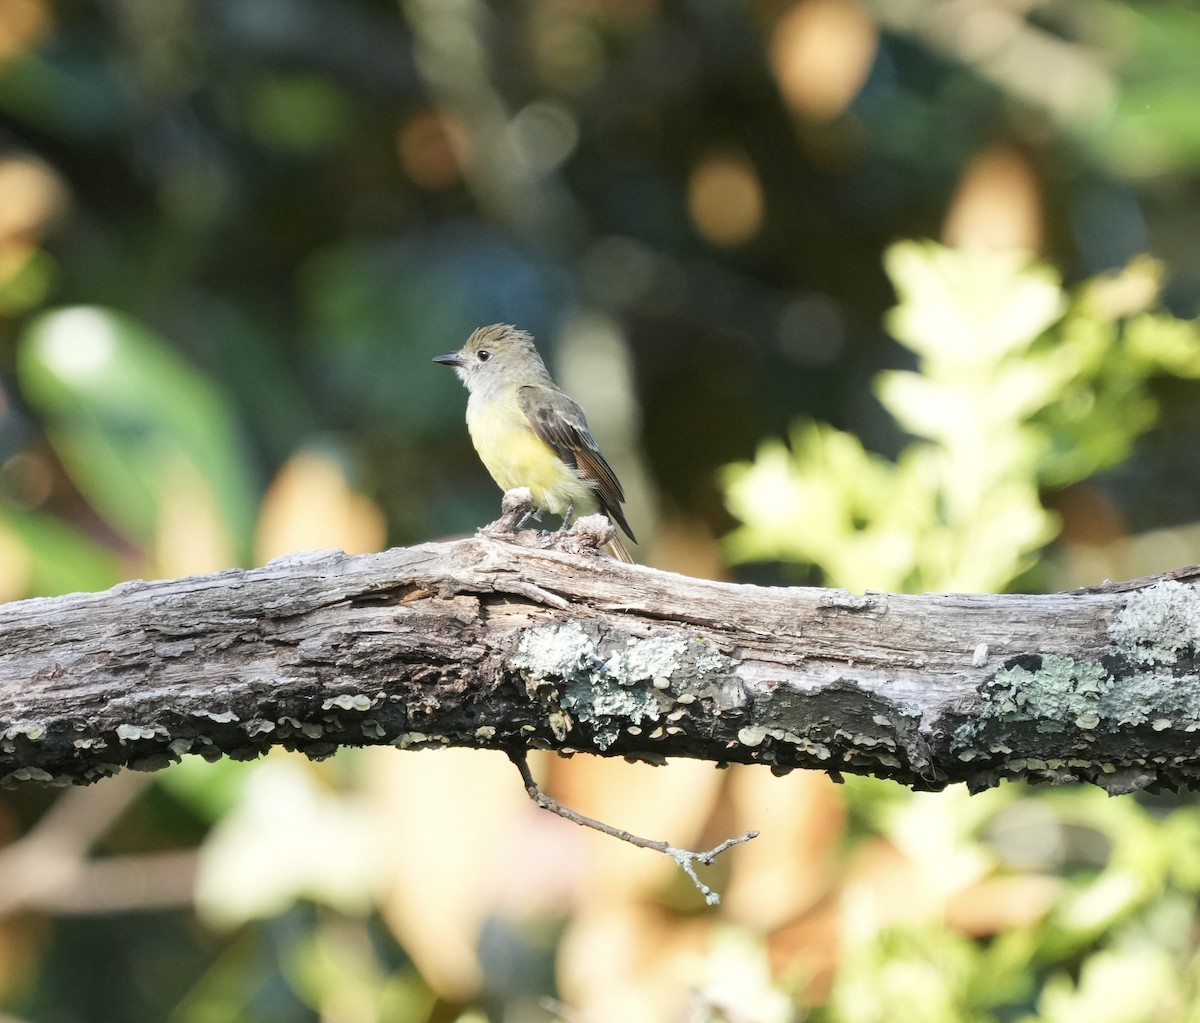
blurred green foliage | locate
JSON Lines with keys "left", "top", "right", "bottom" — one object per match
{"left": 820, "top": 781, "right": 1200, "bottom": 1023}
{"left": 723, "top": 243, "right": 1200, "bottom": 591}
{"left": 19, "top": 306, "right": 258, "bottom": 555}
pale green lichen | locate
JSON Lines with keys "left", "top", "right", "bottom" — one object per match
{"left": 322, "top": 693, "right": 372, "bottom": 712}
{"left": 957, "top": 639, "right": 1200, "bottom": 756}
{"left": 1, "top": 766, "right": 53, "bottom": 785}
{"left": 738, "top": 725, "right": 767, "bottom": 747}
{"left": 193, "top": 709, "right": 240, "bottom": 724}
{"left": 391, "top": 732, "right": 449, "bottom": 750}
{"left": 975, "top": 655, "right": 1111, "bottom": 734}
{"left": 117, "top": 723, "right": 164, "bottom": 742}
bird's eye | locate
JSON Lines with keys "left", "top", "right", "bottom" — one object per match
{"left": 477, "top": 350, "right": 491, "bottom": 362}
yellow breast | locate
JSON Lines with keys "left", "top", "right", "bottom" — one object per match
{"left": 466, "top": 393, "right": 596, "bottom": 517}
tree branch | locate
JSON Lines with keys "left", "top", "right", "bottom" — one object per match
{"left": 0, "top": 528, "right": 1198, "bottom": 795}
{"left": 506, "top": 749, "right": 757, "bottom": 905}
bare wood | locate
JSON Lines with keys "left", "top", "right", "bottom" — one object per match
{"left": 1, "top": 525, "right": 1198, "bottom": 795}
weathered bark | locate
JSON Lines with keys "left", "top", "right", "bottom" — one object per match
{"left": 0, "top": 529, "right": 1198, "bottom": 794}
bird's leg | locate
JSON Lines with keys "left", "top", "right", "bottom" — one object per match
{"left": 515, "top": 508, "right": 542, "bottom": 530}
{"left": 557, "top": 503, "right": 576, "bottom": 533}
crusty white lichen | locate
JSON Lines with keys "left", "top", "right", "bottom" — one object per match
{"left": 1109, "top": 580, "right": 1200, "bottom": 665}
{"left": 603, "top": 635, "right": 689, "bottom": 686}
{"left": 511, "top": 621, "right": 738, "bottom": 752}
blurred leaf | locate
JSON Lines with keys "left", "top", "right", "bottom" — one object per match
{"left": 366, "top": 748, "right": 531, "bottom": 1000}
{"left": 195, "top": 758, "right": 382, "bottom": 928}
{"left": 286, "top": 918, "right": 436, "bottom": 1023}
{"left": 254, "top": 445, "right": 386, "bottom": 564}
{"left": 884, "top": 242, "right": 1066, "bottom": 367}
{"left": 0, "top": 246, "right": 54, "bottom": 315}
{"left": 155, "top": 757, "right": 255, "bottom": 824}
{"left": 17, "top": 307, "right": 258, "bottom": 562}
{"left": 152, "top": 453, "right": 240, "bottom": 577}
{"left": 0, "top": 49, "right": 123, "bottom": 139}
{"left": 0, "top": 507, "right": 120, "bottom": 596}
{"left": 1030, "top": 944, "right": 1183, "bottom": 1023}
{"left": 693, "top": 928, "right": 794, "bottom": 1023}
{"left": 246, "top": 75, "right": 353, "bottom": 153}
{"left": 723, "top": 422, "right": 928, "bottom": 592}
{"left": 831, "top": 921, "right": 989, "bottom": 1023}
{"left": 170, "top": 925, "right": 313, "bottom": 1023}
{"left": 1124, "top": 312, "right": 1200, "bottom": 377}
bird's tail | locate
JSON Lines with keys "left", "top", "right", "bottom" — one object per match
{"left": 606, "top": 534, "right": 635, "bottom": 563}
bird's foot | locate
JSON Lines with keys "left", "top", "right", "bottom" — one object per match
{"left": 556, "top": 503, "right": 576, "bottom": 533}
{"left": 550, "top": 513, "right": 618, "bottom": 557}
{"left": 480, "top": 493, "right": 624, "bottom": 561}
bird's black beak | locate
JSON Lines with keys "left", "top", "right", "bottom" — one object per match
{"left": 433, "top": 353, "right": 465, "bottom": 367}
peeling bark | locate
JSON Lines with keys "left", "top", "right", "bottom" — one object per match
{"left": 0, "top": 531, "right": 1198, "bottom": 795}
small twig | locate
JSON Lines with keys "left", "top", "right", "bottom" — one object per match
{"left": 0, "top": 772, "right": 197, "bottom": 917}
{"left": 0, "top": 772, "right": 156, "bottom": 916}
{"left": 507, "top": 750, "right": 758, "bottom": 906}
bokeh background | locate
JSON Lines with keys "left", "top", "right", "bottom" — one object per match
{"left": 4, "top": 0, "right": 1200, "bottom": 1020}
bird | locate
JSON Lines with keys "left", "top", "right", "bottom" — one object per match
{"left": 433, "top": 323, "right": 637, "bottom": 561}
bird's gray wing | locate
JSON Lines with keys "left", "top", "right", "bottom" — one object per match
{"left": 517, "top": 384, "right": 636, "bottom": 541}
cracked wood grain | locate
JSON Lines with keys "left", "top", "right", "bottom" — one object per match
{"left": 1, "top": 531, "right": 1199, "bottom": 795}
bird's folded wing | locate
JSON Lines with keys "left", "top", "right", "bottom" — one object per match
{"left": 517, "top": 384, "right": 635, "bottom": 540}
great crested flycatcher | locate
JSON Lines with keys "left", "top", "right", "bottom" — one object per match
{"left": 434, "top": 323, "right": 637, "bottom": 561}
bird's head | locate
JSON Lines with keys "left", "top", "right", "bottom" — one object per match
{"left": 433, "top": 323, "right": 550, "bottom": 395}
